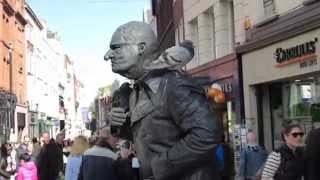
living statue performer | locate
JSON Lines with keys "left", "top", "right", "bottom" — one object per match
{"left": 104, "top": 21, "right": 222, "bottom": 180}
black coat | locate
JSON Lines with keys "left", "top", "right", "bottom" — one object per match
{"left": 122, "top": 71, "right": 223, "bottom": 180}
{"left": 274, "top": 145, "right": 305, "bottom": 180}
{"left": 114, "top": 158, "right": 134, "bottom": 180}
{"left": 220, "top": 144, "right": 235, "bottom": 180}
{"left": 305, "top": 128, "right": 320, "bottom": 180}
{"left": 37, "top": 142, "right": 63, "bottom": 180}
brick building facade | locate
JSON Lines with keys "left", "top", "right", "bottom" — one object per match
{"left": 0, "top": 0, "right": 27, "bottom": 143}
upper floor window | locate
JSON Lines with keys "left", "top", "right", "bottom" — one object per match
{"left": 263, "top": 0, "right": 275, "bottom": 17}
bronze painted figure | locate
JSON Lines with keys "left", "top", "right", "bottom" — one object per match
{"left": 104, "top": 21, "right": 222, "bottom": 180}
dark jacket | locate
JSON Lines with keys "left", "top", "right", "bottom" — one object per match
{"left": 56, "top": 143, "right": 64, "bottom": 173}
{"left": 305, "top": 128, "right": 320, "bottom": 180}
{"left": 122, "top": 71, "right": 222, "bottom": 180}
{"left": 114, "top": 158, "right": 134, "bottom": 180}
{"left": 220, "top": 143, "right": 235, "bottom": 180}
{"left": 78, "top": 146, "right": 119, "bottom": 180}
{"left": 37, "top": 142, "right": 62, "bottom": 180}
{"left": 274, "top": 145, "right": 305, "bottom": 180}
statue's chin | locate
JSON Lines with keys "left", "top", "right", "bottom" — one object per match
{"left": 112, "top": 69, "right": 134, "bottom": 79}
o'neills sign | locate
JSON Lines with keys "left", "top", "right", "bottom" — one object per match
{"left": 274, "top": 38, "right": 318, "bottom": 67}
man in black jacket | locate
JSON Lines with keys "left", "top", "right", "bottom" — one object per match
{"left": 105, "top": 21, "right": 222, "bottom": 180}
{"left": 37, "top": 132, "right": 62, "bottom": 180}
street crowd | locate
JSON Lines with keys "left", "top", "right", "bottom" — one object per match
{"left": 0, "top": 124, "right": 319, "bottom": 180}
{"left": 0, "top": 128, "right": 140, "bottom": 180}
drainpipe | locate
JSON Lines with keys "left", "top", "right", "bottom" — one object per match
{"left": 8, "top": 43, "right": 14, "bottom": 134}
{"left": 8, "top": 43, "right": 13, "bottom": 94}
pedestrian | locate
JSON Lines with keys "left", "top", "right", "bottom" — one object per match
{"left": 114, "top": 140, "right": 134, "bottom": 180}
{"left": 65, "top": 136, "right": 89, "bottom": 180}
{"left": 16, "top": 153, "right": 38, "bottom": 180}
{"left": 130, "top": 153, "right": 140, "bottom": 180}
{"left": 88, "top": 136, "right": 97, "bottom": 148}
{"left": 62, "top": 139, "right": 71, "bottom": 174}
{"left": 30, "top": 138, "right": 41, "bottom": 162}
{"left": 220, "top": 137, "right": 235, "bottom": 180}
{"left": 36, "top": 132, "right": 62, "bottom": 180}
{"left": 78, "top": 127, "right": 119, "bottom": 180}
{"left": 239, "top": 132, "right": 268, "bottom": 180}
{"left": 16, "top": 136, "right": 31, "bottom": 167}
{"left": 63, "top": 139, "right": 72, "bottom": 157}
{"left": 0, "top": 143, "right": 14, "bottom": 180}
{"left": 55, "top": 133, "right": 64, "bottom": 174}
{"left": 304, "top": 127, "right": 320, "bottom": 180}
{"left": 261, "top": 124, "right": 305, "bottom": 180}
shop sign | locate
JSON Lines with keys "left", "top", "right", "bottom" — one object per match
{"left": 221, "top": 82, "right": 232, "bottom": 93}
{"left": 300, "top": 58, "right": 317, "bottom": 68}
{"left": 274, "top": 38, "right": 318, "bottom": 68}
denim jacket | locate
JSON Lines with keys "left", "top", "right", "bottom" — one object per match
{"left": 239, "top": 145, "right": 268, "bottom": 177}
{"left": 65, "top": 155, "right": 82, "bottom": 180}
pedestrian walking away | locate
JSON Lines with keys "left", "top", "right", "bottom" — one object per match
{"left": 78, "top": 128, "right": 119, "bottom": 180}
{"left": 65, "top": 136, "right": 89, "bottom": 180}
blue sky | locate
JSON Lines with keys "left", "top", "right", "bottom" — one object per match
{"left": 27, "top": 0, "right": 150, "bottom": 106}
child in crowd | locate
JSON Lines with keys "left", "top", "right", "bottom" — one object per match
{"left": 16, "top": 154, "right": 38, "bottom": 180}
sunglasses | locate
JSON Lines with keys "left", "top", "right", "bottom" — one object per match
{"left": 290, "top": 132, "right": 304, "bottom": 138}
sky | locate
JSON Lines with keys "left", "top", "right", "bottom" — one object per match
{"left": 27, "top": 0, "right": 150, "bottom": 107}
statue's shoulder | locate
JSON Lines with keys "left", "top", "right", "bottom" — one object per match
{"left": 163, "top": 71, "right": 206, "bottom": 95}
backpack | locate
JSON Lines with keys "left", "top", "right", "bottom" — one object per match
{"left": 215, "top": 144, "right": 224, "bottom": 171}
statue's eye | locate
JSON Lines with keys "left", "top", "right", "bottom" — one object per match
{"left": 111, "top": 44, "right": 121, "bottom": 50}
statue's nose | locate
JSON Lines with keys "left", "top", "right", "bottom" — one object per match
{"left": 104, "top": 50, "right": 114, "bottom": 61}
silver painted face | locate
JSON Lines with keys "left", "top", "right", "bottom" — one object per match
{"left": 104, "top": 21, "right": 159, "bottom": 79}
{"left": 104, "top": 42, "right": 140, "bottom": 75}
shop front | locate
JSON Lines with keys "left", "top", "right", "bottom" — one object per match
{"left": 238, "top": 2, "right": 320, "bottom": 151}
{"left": 188, "top": 53, "right": 244, "bottom": 143}
{"left": 0, "top": 90, "right": 16, "bottom": 144}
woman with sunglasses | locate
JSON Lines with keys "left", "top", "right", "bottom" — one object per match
{"left": 261, "top": 124, "right": 305, "bottom": 180}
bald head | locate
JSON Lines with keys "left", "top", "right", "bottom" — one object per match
{"left": 110, "top": 21, "right": 158, "bottom": 48}
{"left": 247, "top": 132, "right": 257, "bottom": 144}
{"left": 105, "top": 21, "right": 160, "bottom": 80}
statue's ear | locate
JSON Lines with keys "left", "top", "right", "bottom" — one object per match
{"left": 138, "top": 42, "right": 146, "bottom": 55}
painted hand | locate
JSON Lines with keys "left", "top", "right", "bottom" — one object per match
{"left": 110, "top": 107, "right": 129, "bottom": 126}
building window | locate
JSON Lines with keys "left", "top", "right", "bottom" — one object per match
{"left": 189, "top": 18, "right": 199, "bottom": 65}
{"left": 285, "top": 82, "right": 314, "bottom": 118}
{"left": 269, "top": 77, "right": 320, "bottom": 148}
{"left": 17, "top": 112, "right": 26, "bottom": 131}
{"left": 19, "top": 67, "right": 23, "bottom": 74}
{"left": 205, "top": 7, "right": 215, "bottom": 60}
{"left": 263, "top": 0, "right": 275, "bottom": 17}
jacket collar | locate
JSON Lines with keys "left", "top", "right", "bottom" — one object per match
{"left": 134, "top": 70, "right": 168, "bottom": 94}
